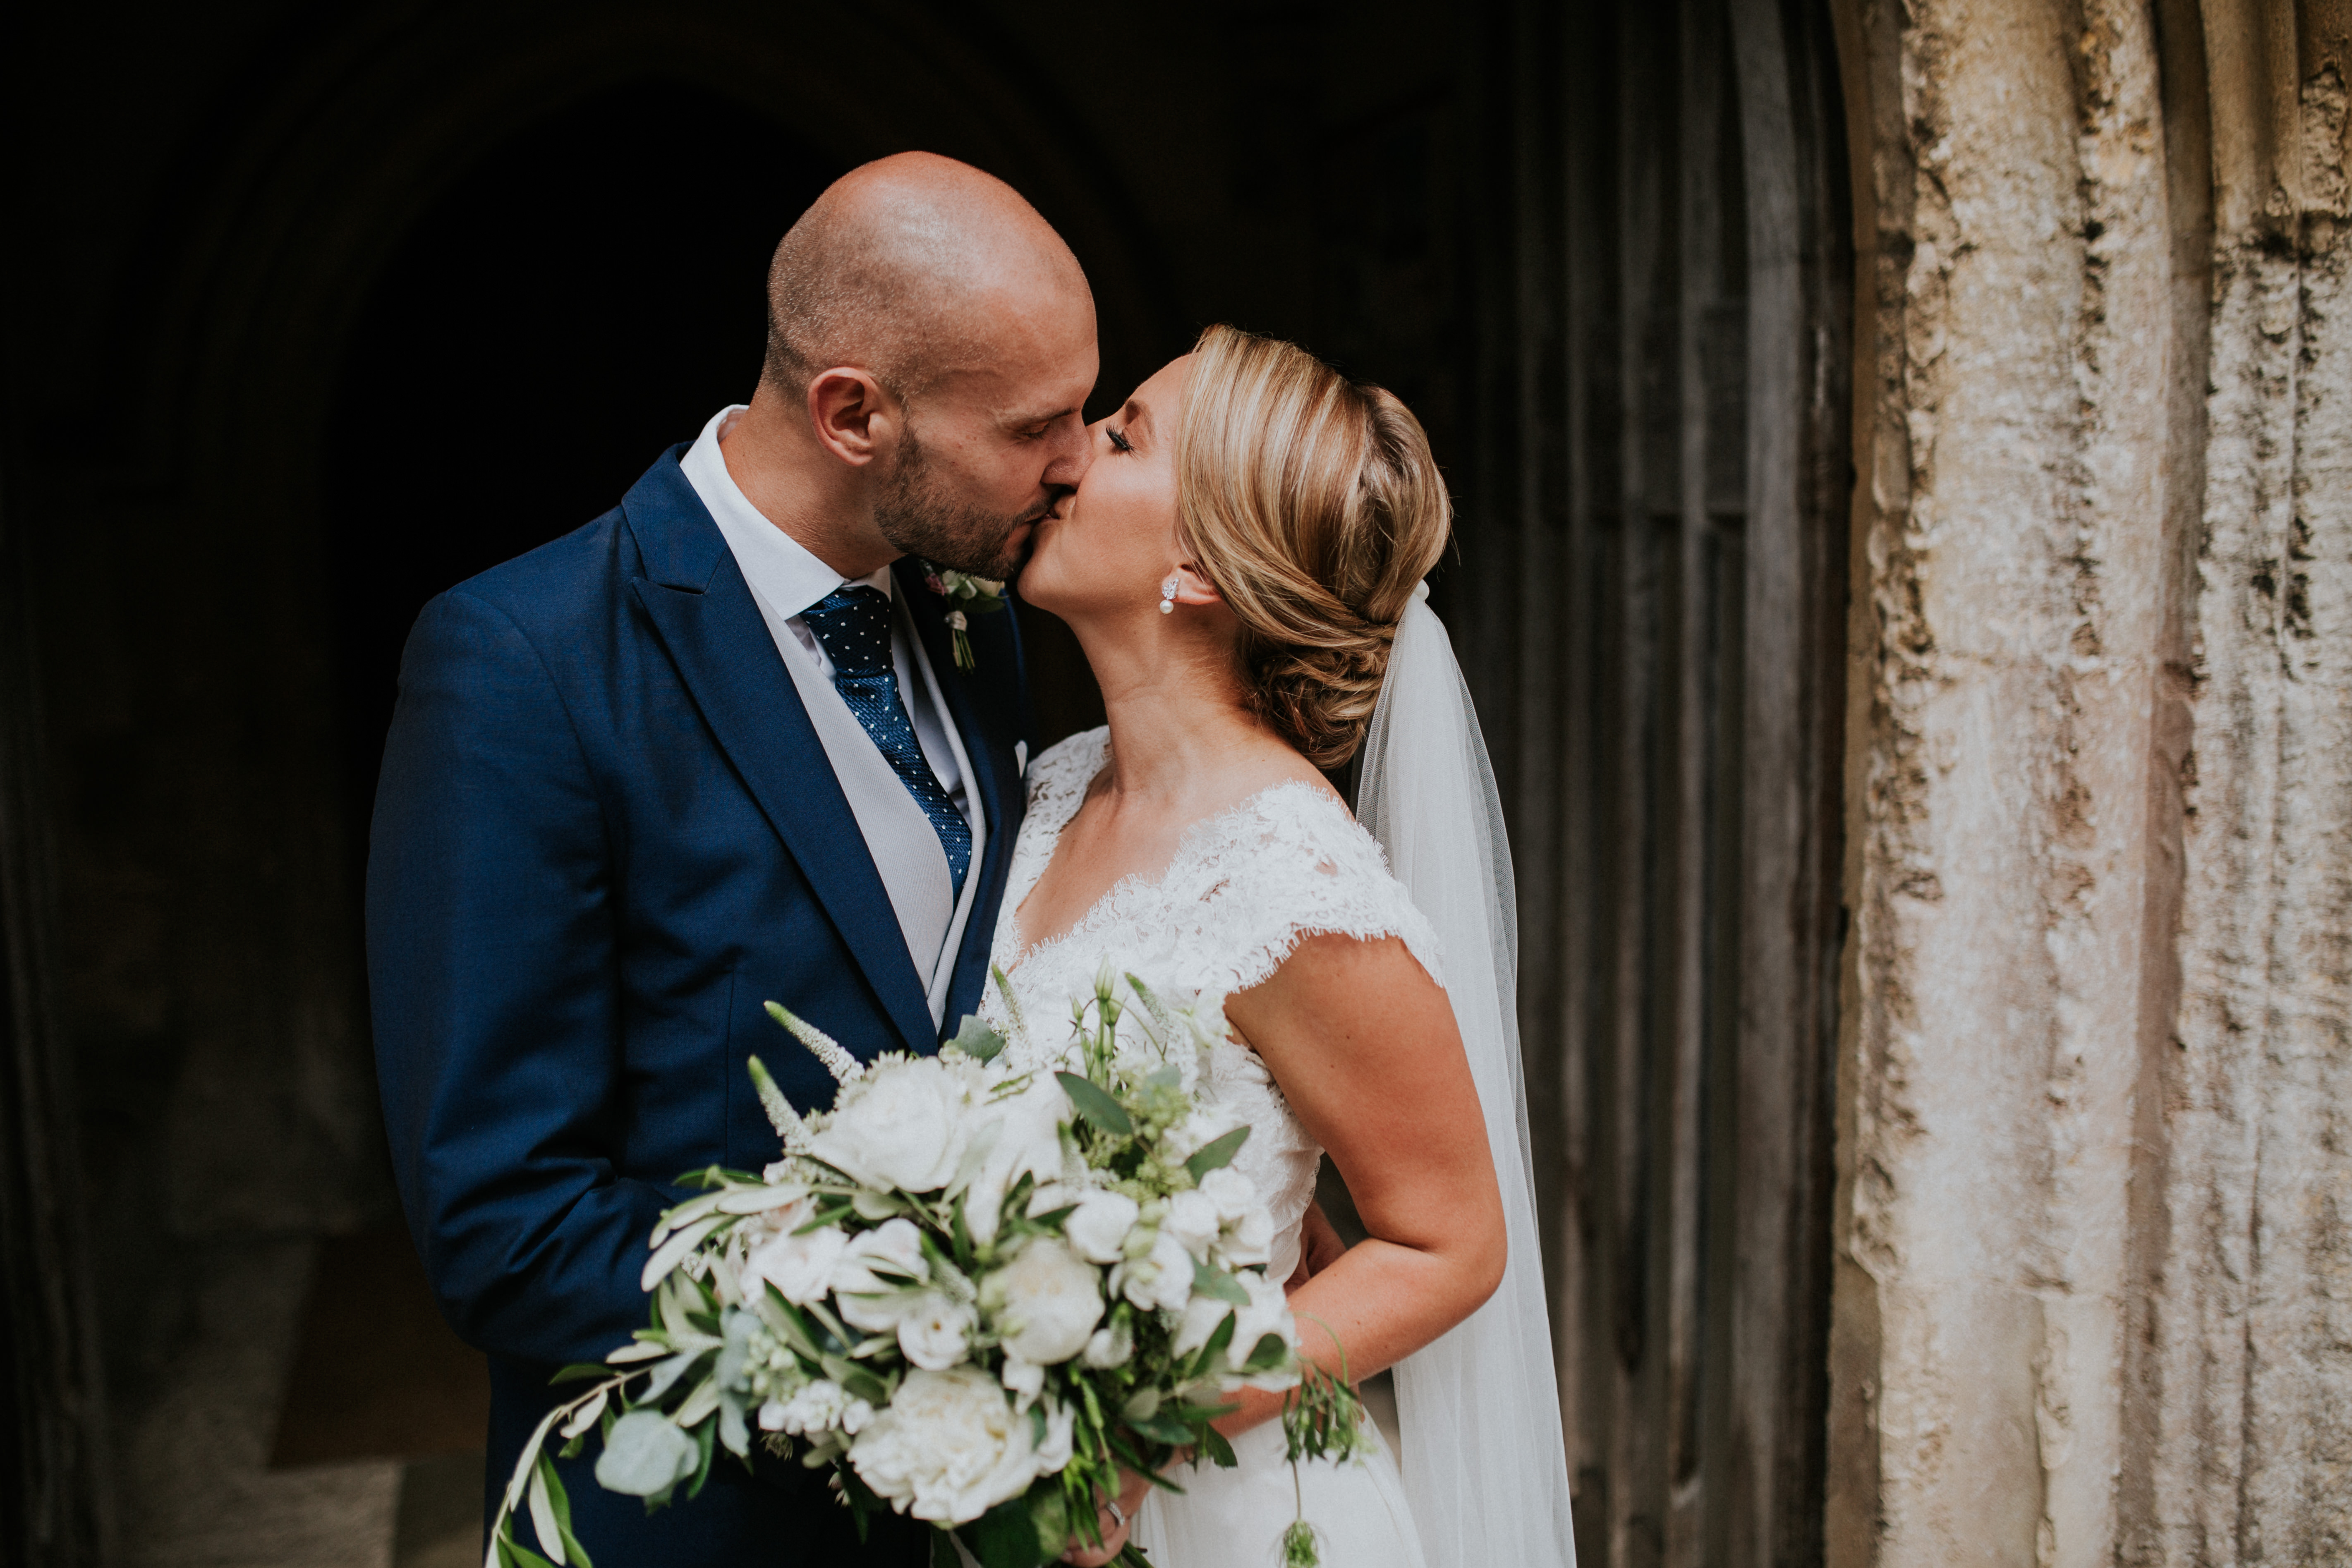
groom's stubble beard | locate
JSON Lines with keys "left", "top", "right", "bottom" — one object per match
{"left": 873, "top": 420, "right": 1039, "bottom": 583}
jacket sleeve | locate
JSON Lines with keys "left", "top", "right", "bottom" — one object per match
{"left": 367, "top": 588, "right": 673, "bottom": 1367}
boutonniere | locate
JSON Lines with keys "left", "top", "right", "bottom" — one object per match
{"left": 922, "top": 565, "right": 1008, "bottom": 673}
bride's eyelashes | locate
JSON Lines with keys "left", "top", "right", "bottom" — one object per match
{"left": 1106, "top": 426, "right": 1134, "bottom": 454}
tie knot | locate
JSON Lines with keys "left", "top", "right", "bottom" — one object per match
{"left": 803, "top": 584, "right": 894, "bottom": 677}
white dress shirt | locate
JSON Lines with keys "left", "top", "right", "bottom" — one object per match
{"left": 685, "top": 406, "right": 965, "bottom": 812}
{"left": 680, "top": 406, "right": 986, "bottom": 1022}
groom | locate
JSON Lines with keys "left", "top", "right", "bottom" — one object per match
{"left": 367, "top": 153, "right": 1097, "bottom": 1564}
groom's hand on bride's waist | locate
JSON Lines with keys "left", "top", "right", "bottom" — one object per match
{"left": 1289, "top": 1199, "right": 1346, "bottom": 1293}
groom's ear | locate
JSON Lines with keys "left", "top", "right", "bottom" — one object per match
{"left": 806, "top": 367, "right": 896, "bottom": 468}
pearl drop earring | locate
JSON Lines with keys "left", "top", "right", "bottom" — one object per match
{"left": 1159, "top": 576, "right": 1179, "bottom": 614}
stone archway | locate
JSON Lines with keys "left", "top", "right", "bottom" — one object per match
{"left": 93, "top": 0, "right": 1170, "bottom": 1264}
{"left": 23, "top": 8, "right": 1169, "bottom": 1558}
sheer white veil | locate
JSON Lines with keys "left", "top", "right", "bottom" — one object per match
{"left": 1357, "top": 583, "right": 1578, "bottom": 1567}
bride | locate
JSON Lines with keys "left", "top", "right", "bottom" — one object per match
{"left": 982, "top": 325, "right": 1577, "bottom": 1568}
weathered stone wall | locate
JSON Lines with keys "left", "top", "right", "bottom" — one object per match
{"left": 1830, "top": 0, "right": 2352, "bottom": 1561}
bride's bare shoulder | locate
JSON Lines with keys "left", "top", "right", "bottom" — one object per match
{"left": 1203, "top": 737, "right": 1347, "bottom": 820}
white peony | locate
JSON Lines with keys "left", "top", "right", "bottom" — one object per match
{"left": 896, "top": 1293, "right": 977, "bottom": 1370}
{"left": 808, "top": 1058, "right": 972, "bottom": 1192}
{"left": 745, "top": 1223, "right": 849, "bottom": 1305}
{"left": 1198, "top": 1167, "right": 1256, "bottom": 1223}
{"left": 1171, "top": 1292, "right": 1232, "bottom": 1360}
{"left": 1163, "top": 1190, "right": 1222, "bottom": 1260}
{"left": 1219, "top": 1207, "right": 1275, "bottom": 1269}
{"left": 1062, "top": 1190, "right": 1140, "bottom": 1265}
{"left": 1228, "top": 1271, "right": 1300, "bottom": 1389}
{"left": 1001, "top": 1355, "right": 1044, "bottom": 1409}
{"left": 1114, "top": 1228, "right": 1197, "bottom": 1313}
{"left": 1031, "top": 1399, "right": 1076, "bottom": 1475}
{"left": 962, "top": 1078, "right": 1072, "bottom": 1245}
{"left": 981, "top": 1238, "right": 1103, "bottom": 1365}
{"left": 832, "top": 1220, "right": 929, "bottom": 1332}
{"left": 849, "top": 1367, "right": 1039, "bottom": 1524}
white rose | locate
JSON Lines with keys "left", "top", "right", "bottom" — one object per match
{"left": 962, "top": 1078, "right": 1072, "bottom": 1246}
{"left": 745, "top": 1223, "right": 849, "bottom": 1305}
{"left": 808, "top": 1058, "right": 972, "bottom": 1192}
{"left": 896, "top": 1293, "right": 977, "bottom": 1371}
{"left": 849, "top": 1366, "right": 1038, "bottom": 1524}
{"left": 1062, "top": 1191, "right": 1140, "bottom": 1265}
{"left": 1220, "top": 1207, "right": 1275, "bottom": 1269}
{"left": 1116, "top": 1228, "right": 1196, "bottom": 1313}
{"left": 1163, "top": 1190, "right": 1222, "bottom": 1260}
{"left": 981, "top": 1238, "right": 1103, "bottom": 1365}
{"left": 1198, "top": 1167, "right": 1256, "bottom": 1223}
{"left": 833, "top": 1219, "right": 931, "bottom": 1332}
{"left": 1081, "top": 1319, "right": 1133, "bottom": 1369}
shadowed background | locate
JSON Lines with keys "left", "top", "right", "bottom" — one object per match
{"left": 1, "top": 3, "right": 1853, "bottom": 1566}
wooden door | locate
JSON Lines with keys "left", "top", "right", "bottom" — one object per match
{"left": 1454, "top": 0, "right": 1852, "bottom": 1562}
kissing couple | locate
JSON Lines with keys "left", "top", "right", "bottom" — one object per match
{"left": 369, "top": 152, "right": 1576, "bottom": 1568}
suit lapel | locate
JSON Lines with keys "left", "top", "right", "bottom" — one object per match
{"left": 624, "top": 454, "right": 936, "bottom": 1057}
{"left": 894, "top": 560, "right": 1025, "bottom": 1025}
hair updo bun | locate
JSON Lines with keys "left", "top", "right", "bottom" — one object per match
{"left": 1174, "top": 324, "right": 1452, "bottom": 768}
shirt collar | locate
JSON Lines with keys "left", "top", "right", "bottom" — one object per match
{"left": 680, "top": 405, "right": 893, "bottom": 618}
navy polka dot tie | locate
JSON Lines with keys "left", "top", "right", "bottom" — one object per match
{"left": 802, "top": 585, "right": 972, "bottom": 895}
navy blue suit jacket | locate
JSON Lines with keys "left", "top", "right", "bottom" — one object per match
{"left": 367, "top": 448, "right": 1028, "bottom": 1564}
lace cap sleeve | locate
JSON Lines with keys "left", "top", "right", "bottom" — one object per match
{"left": 1178, "top": 782, "right": 1447, "bottom": 996}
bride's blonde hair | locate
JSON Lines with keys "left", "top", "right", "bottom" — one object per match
{"left": 1175, "top": 324, "right": 1452, "bottom": 767}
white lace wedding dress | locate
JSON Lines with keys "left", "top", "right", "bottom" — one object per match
{"left": 979, "top": 726, "right": 1437, "bottom": 1568}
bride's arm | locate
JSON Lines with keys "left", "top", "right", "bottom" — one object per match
{"left": 1214, "top": 930, "right": 1506, "bottom": 1436}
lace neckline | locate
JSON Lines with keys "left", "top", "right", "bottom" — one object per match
{"left": 1001, "top": 731, "right": 1344, "bottom": 977}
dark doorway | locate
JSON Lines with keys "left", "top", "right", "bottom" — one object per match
{"left": 325, "top": 79, "right": 845, "bottom": 864}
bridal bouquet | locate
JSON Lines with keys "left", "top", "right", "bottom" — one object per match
{"left": 489, "top": 965, "right": 1367, "bottom": 1568}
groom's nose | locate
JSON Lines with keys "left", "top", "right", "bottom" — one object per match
{"left": 1041, "top": 413, "right": 1093, "bottom": 489}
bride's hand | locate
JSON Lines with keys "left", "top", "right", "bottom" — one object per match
{"left": 1060, "top": 1469, "right": 1152, "bottom": 1566}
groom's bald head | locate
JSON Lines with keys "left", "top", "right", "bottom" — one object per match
{"left": 762, "top": 152, "right": 1092, "bottom": 401}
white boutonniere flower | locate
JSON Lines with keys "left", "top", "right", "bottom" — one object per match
{"left": 921, "top": 564, "right": 1007, "bottom": 673}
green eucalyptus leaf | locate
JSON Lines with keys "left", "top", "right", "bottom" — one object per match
{"left": 685, "top": 1415, "right": 718, "bottom": 1500}
{"left": 946, "top": 1014, "right": 1008, "bottom": 1063}
{"left": 1025, "top": 1486, "right": 1072, "bottom": 1558}
{"left": 1190, "top": 1259, "right": 1251, "bottom": 1305}
{"left": 1202, "top": 1427, "right": 1239, "bottom": 1468}
{"left": 1054, "top": 1072, "right": 1133, "bottom": 1136}
{"left": 1183, "top": 1126, "right": 1252, "bottom": 1180}
{"left": 593, "top": 1410, "right": 699, "bottom": 1497}
{"left": 969, "top": 1493, "right": 1053, "bottom": 1568}
{"left": 1243, "top": 1332, "right": 1292, "bottom": 1374}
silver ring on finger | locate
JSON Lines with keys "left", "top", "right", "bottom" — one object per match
{"left": 1105, "top": 1499, "right": 1128, "bottom": 1531}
